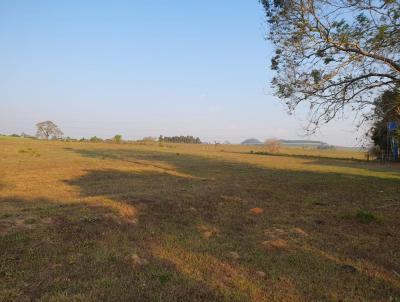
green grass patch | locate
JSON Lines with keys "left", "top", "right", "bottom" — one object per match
{"left": 0, "top": 232, "right": 29, "bottom": 244}
{"left": 355, "top": 210, "right": 383, "bottom": 223}
{"left": 0, "top": 213, "right": 13, "bottom": 219}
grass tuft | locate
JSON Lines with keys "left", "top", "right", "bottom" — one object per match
{"left": 355, "top": 210, "right": 383, "bottom": 223}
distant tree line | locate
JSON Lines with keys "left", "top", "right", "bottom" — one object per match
{"left": 158, "top": 135, "right": 201, "bottom": 144}
{"left": 2, "top": 121, "right": 204, "bottom": 145}
{"left": 1, "top": 133, "right": 38, "bottom": 139}
{"left": 75, "top": 134, "right": 123, "bottom": 144}
{"left": 317, "top": 145, "right": 336, "bottom": 150}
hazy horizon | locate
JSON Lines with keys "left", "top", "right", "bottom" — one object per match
{"left": 0, "top": 1, "right": 364, "bottom": 147}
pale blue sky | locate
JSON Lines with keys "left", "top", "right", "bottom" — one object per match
{"left": 0, "top": 0, "right": 359, "bottom": 145}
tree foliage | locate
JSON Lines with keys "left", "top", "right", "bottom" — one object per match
{"left": 113, "top": 134, "right": 123, "bottom": 144}
{"left": 260, "top": 0, "right": 400, "bottom": 129}
{"left": 35, "top": 121, "right": 63, "bottom": 140}
{"left": 368, "top": 88, "right": 400, "bottom": 152}
{"left": 89, "top": 136, "right": 103, "bottom": 143}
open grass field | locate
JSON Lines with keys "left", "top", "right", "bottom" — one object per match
{"left": 1, "top": 136, "right": 400, "bottom": 301}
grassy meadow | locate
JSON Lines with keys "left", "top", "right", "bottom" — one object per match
{"left": 1, "top": 136, "right": 400, "bottom": 301}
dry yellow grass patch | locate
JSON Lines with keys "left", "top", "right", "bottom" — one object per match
{"left": 151, "top": 240, "right": 302, "bottom": 301}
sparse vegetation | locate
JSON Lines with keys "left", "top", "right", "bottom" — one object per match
{"left": 0, "top": 137, "right": 399, "bottom": 301}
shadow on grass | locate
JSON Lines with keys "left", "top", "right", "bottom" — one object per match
{"left": 246, "top": 150, "right": 367, "bottom": 162}
{"left": 62, "top": 148, "right": 400, "bottom": 298}
{"left": 304, "top": 157, "right": 400, "bottom": 175}
{"left": 245, "top": 150, "right": 400, "bottom": 179}
{"left": 2, "top": 147, "right": 400, "bottom": 301}
{"left": 0, "top": 196, "right": 226, "bottom": 302}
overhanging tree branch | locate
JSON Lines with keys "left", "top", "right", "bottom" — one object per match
{"left": 260, "top": 0, "right": 400, "bottom": 129}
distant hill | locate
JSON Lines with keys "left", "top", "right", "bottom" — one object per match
{"left": 241, "top": 138, "right": 262, "bottom": 145}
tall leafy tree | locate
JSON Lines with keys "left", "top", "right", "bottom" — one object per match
{"left": 36, "top": 121, "right": 63, "bottom": 140}
{"left": 260, "top": 0, "right": 400, "bottom": 130}
{"left": 369, "top": 88, "right": 400, "bottom": 152}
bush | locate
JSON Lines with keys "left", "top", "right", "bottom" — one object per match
{"left": 90, "top": 136, "right": 103, "bottom": 143}
{"left": 264, "top": 139, "right": 281, "bottom": 153}
{"left": 113, "top": 134, "right": 122, "bottom": 144}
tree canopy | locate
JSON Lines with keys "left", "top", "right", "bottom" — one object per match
{"left": 113, "top": 134, "right": 122, "bottom": 144}
{"left": 35, "top": 121, "right": 63, "bottom": 140}
{"left": 368, "top": 87, "right": 400, "bottom": 153}
{"left": 260, "top": 0, "right": 400, "bottom": 129}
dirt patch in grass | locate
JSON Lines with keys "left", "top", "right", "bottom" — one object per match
{"left": 262, "top": 238, "right": 290, "bottom": 251}
{"left": 198, "top": 224, "right": 219, "bottom": 239}
{"left": 249, "top": 207, "right": 263, "bottom": 215}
